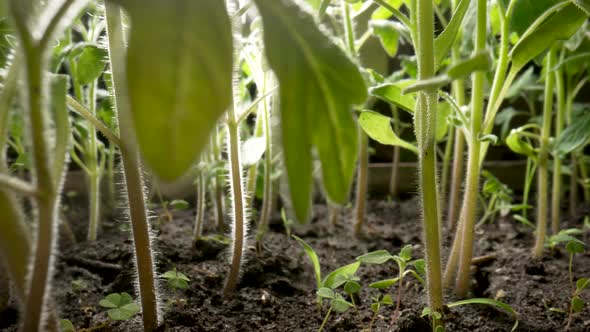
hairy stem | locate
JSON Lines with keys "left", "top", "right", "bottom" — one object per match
{"left": 551, "top": 60, "right": 565, "bottom": 235}
{"left": 86, "top": 82, "right": 101, "bottom": 241}
{"left": 105, "top": 4, "right": 159, "bottom": 330}
{"left": 522, "top": 158, "right": 535, "bottom": 220}
{"left": 569, "top": 154, "right": 578, "bottom": 217}
{"left": 446, "top": 33, "right": 467, "bottom": 230}
{"left": 415, "top": 0, "right": 443, "bottom": 327}
{"left": 223, "top": 108, "right": 247, "bottom": 296}
{"left": 453, "top": 0, "right": 487, "bottom": 297}
{"left": 354, "top": 131, "right": 369, "bottom": 235}
{"left": 224, "top": 9, "right": 248, "bottom": 293}
{"left": 532, "top": 47, "right": 556, "bottom": 259}
{"left": 20, "top": 44, "right": 58, "bottom": 332}
{"left": 441, "top": 125, "right": 454, "bottom": 203}
{"left": 212, "top": 128, "right": 226, "bottom": 230}
{"left": 390, "top": 106, "right": 401, "bottom": 198}
{"left": 579, "top": 159, "right": 590, "bottom": 202}
{"left": 0, "top": 56, "right": 31, "bottom": 306}
{"left": 193, "top": 171, "right": 206, "bottom": 242}
{"left": 256, "top": 74, "right": 273, "bottom": 248}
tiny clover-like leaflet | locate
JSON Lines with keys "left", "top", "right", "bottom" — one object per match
{"left": 161, "top": 269, "right": 191, "bottom": 290}
{"left": 99, "top": 292, "right": 140, "bottom": 321}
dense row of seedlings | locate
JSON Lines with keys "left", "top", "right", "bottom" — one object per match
{"left": 0, "top": 0, "right": 590, "bottom": 331}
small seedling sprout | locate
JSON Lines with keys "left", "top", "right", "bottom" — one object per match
{"left": 99, "top": 292, "right": 140, "bottom": 321}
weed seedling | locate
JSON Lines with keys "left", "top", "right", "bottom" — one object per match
{"left": 367, "top": 294, "right": 394, "bottom": 332}
{"left": 70, "top": 279, "right": 87, "bottom": 292}
{"left": 99, "top": 292, "right": 140, "bottom": 321}
{"left": 560, "top": 236, "right": 588, "bottom": 330}
{"left": 161, "top": 268, "right": 190, "bottom": 308}
{"left": 566, "top": 277, "right": 589, "bottom": 330}
{"left": 294, "top": 235, "right": 361, "bottom": 306}
{"left": 357, "top": 245, "right": 425, "bottom": 325}
{"left": 316, "top": 286, "right": 355, "bottom": 332}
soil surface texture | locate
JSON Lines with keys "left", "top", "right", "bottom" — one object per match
{"left": 1, "top": 198, "right": 589, "bottom": 331}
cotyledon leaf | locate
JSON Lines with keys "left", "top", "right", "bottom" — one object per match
{"left": 253, "top": 0, "right": 367, "bottom": 221}
{"left": 120, "top": 0, "right": 233, "bottom": 181}
{"left": 510, "top": 2, "right": 588, "bottom": 72}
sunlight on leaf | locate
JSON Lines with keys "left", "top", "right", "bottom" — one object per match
{"left": 253, "top": 0, "right": 367, "bottom": 221}
{"left": 122, "top": 0, "right": 233, "bottom": 181}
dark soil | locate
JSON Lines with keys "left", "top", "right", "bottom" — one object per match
{"left": 1, "top": 198, "right": 590, "bottom": 331}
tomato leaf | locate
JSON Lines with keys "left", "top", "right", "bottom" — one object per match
{"left": 122, "top": 0, "right": 233, "bottom": 181}
{"left": 510, "top": 2, "right": 588, "bottom": 72}
{"left": 254, "top": 0, "right": 367, "bottom": 221}
{"left": 358, "top": 110, "right": 418, "bottom": 154}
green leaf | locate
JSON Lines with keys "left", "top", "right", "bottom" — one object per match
{"left": 369, "top": 82, "right": 415, "bottom": 113}
{"left": 331, "top": 296, "right": 353, "bottom": 313}
{"left": 316, "top": 287, "right": 334, "bottom": 299}
{"left": 412, "top": 259, "right": 426, "bottom": 277}
{"left": 59, "top": 319, "right": 75, "bottom": 332}
{"left": 170, "top": 199, "right": 189, "bottom": 210}
{"left": 399, "top": 245, "right": 412, "bottom": 262}
{"left": 448, "top": 298, "right": 519, "bottom": 332}
{"left": 508, "top": 0, "right": 561, "bottom": 37}
{"left": 293, "top": 235, "right": 322, "bottom": 288}
{"left": 371, "top": 0, "right": 404, "bottom": 20}
{"left": 573, "top": 0, "right": 590, "bottom": 15}
{"left": 356, "top": 250, "right": 394, "bottom": 264}
{"left": 571, "top": 296, "right": 585, "bottom": 313}
{"left": 322, "top": 262, "right": 361, "bottom": 289}
{"left": 566, "top": 240, "right": 585, "bottom": 254}
{"left": 241, "top": 136, "right": 267, "bottom": 167}
{"left": 381, "top": 294, "right": 393, "bottom": 305}
{"left": 513, "top": 215, "right": 535, "bottom": 228}
{"left": 108, "top": 303, "right": 140, "bottom": 321}
{"left": 446, "top": 50, "right": 492, "bottom": 80}
{"left": 505, "top": 67, "right": 537, "bottom": 99}
{"left": 576, "top": 278, "right": 589, "bottom": 291}
{"left": 122, "top": 0, "right": 233, "bottom": 181}
{"left": 433, "top": 0, "right": 470, "bottom": 67}
{"left": 506, "top": 129, "right": 536, "bottom": 159}
{"left": 254, "top": 0, "right": 366, "bottom": 221}
{"left": 358, "top": 111, "right": 418, "bottom": 154}
{"left": 49, "top": 74, "right": 70, "bottom": 182}
{"left": 370, "top": 20, "right": 400, "bottom": 57}
{"left": 344, "top": 280, "right": 361, "bottom": 294}
{"left": 479, "top": 134, "right": 499, "bottom": 145}
{"left": 371, "top": 302, "right": 380, "bottom": 313}
{"left": 99, "top": 293, "right": 123, "bottom": 308}
{"left": 510, "top": 3, "right": 588, "bottom": 72}
{"left": 76, "top": 45, "right": 107, "bottom": 85}
{"left": 402, "top": 75, "right": 451, "bottom": 94}
{"left": 161, "top": 269, "right": 191, "bottom": 285}
{"left": 553, "top": 112, "right": 590, "bottom": 157}
{"left": 167, "top": 278, "right": 189, "bottom": 289}
{"left": 369, "top": 277, "right": 400, "bottom": 289}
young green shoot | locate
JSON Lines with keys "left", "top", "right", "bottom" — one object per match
{"left": 161, "top": 268, "right": 191, "bottom": 308}
{"left": 563, "top": 238, "right": 587, "bottom": 331}
{"left": 357, "top": 245, "right": 426, "bottom": 325}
